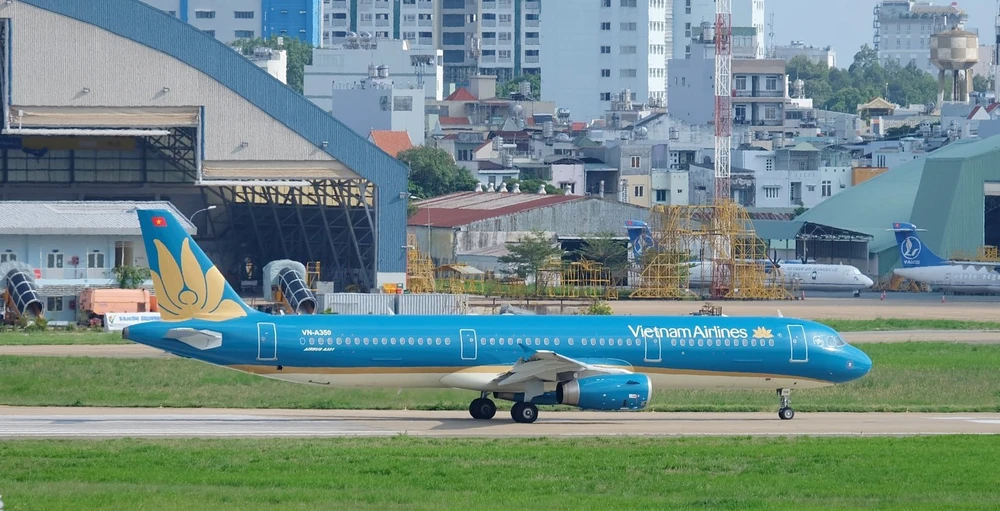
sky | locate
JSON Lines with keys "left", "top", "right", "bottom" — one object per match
{"left": 766, "top": 0, "right": 996, "bottom": 68}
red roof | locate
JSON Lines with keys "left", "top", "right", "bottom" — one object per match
{"left": 445, "top": 87, "right": 477, "bottom": 101}
{"left": 408, "top": 191, "right": 583, "bottom": 228}
{"left": 368, "top": 130, "right": 413, "bottom": 157}
{"left": 571, "top": 122, "right": 587, "bottom": 132}
{"left": 439, "top": 116, "right": 471, "bottom": 126}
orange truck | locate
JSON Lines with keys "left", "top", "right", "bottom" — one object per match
{"left": 77, "top": 288, "right": 158, "bottom": 324}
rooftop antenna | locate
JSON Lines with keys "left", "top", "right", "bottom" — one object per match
{"left": 767, "top": 13, "right": 775, "bottom": 58}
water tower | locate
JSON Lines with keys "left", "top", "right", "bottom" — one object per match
{"left": 929, "top": 26, "right": 979, "bottom": 105}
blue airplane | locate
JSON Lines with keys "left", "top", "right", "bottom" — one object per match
{"left": 123, "top": 210, "right": 872, "bottom": 423}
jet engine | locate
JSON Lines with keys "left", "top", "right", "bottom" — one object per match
{"left": 556, "top": 374, "right": 652, "bottom": 411}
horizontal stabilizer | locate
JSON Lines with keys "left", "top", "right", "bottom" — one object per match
{"left": 164, "top": 328, "right": 223, "bottom": 350}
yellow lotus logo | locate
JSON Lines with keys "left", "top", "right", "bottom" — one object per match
{"left": 752, "top": 327, "right": 773, "bottom": 339}
{"left": 151, "top": 238, "right": 247, "bottom": 322}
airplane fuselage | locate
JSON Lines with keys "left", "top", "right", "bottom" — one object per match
{"left": 688, "top": 262, "right": 874, "bottom": 292}
{"left": 894, "top": 265, "right": 1000, "bottom": 294}
{"left": 126, "top": 314, "right": 870, "bottom": 394}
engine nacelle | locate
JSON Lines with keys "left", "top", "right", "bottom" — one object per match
{"left": 556, "top": 374, "right": 652, "bottom": 411}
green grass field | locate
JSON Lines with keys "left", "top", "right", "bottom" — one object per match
{"left": 1, "top": 342, "right": 998, "bottom": 412}
{"left": 0, "top": 318, "right": 997, "bottom": 346}
{"left": 0, "top": 331, "right": 125, "bottom": 346}
{"left": 0, "top": 436, "right": 998, "bottom": 510}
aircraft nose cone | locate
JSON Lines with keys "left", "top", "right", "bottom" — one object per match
{"left": 863, "top": 276, "right": 874, "bottom": 287}
{"left": 849, "top": 348, "right": 872, "bottom": 378}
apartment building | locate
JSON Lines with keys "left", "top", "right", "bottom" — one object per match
{"left": 673, "top": 0, "right": 765, "bottom": 59}
{"left": 143, "top": 0, "right": 322, "bottom": 46}
{"left": 774, "top": 41, "right": 837, "bottom": 68}
{"left": 322, "top": 0, "right": 539, "bottom": 87}
{"left": 541, "top": 0, "right": 670, "bottom": 123}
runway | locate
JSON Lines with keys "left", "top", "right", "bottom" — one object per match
{"left": 0, "top": 407, "right": 999, "bottom": 438}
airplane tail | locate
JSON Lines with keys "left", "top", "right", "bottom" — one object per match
{"left": 625, "top": 220, "right": 653, "bottom": 258}
{"left": 136, "top": 209, "right": 259, "bottom": 322}
{"left": 889, "top": 222, "right": 946, "bottom": 267}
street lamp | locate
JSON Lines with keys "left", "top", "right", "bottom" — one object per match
{"left": 191, "top": 205, "right": 217, "bottom": 221}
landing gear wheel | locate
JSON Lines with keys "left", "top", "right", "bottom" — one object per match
{"left": 776, "top": 388, "right": 794, "bottom": 420}
{"left": 469, "top": 398, "right": 497, "bottom": 420}
{"left": 511, "top": 402, "right": 539, "bottom": 423}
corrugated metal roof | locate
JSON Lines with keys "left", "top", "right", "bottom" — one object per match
{"left": 797, "top": 138, "right": 995, "bottom": 254}
{"left": 409, "top": 191, "right": 583, "bottom": 228}
{"left": 752, "top": 220, "right": 804, "bottom": 241}
{"left": 0, "top": 201, "right": 196, "bottom": 235}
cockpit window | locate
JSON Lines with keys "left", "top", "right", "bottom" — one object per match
{"left": 824, "top": 335, "right": 847, "bottom": 348}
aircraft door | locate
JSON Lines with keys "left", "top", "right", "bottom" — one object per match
{"left": 787, "top": 324, "right": 808, "bottom": 363}
{"left": 257, "top": 322, "right": 277, "bottom": 361}
{"left": 644, "top": 336, "right": 661, "bottom": 362}
{"left": 459, "top": 328, "right": 478, "bottom": 361}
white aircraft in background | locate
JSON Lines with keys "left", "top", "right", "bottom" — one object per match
{"left": 625, "top": 220, "right": 874, "bottom": 293}
{"left": 890, "top": 222, "right": 1000, "bottom": 294}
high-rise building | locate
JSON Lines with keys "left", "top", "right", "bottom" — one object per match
{"left": 673, "top": 0, "right": 764, "bottom": 59}
{"left": 540, "top": 0, "right": 669, "bottom": 123}
{"left": 142, "top": 0, "right": 322, "bottom": 46}
{"left": 322, "top": 0, "right": 540, "bottom": 87}
{"left": 873, "top": 0, "right": 968, "bottom": 74}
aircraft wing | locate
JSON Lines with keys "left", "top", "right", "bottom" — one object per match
{"left": 491, "top": 344, "right": 633, "bottom": 387}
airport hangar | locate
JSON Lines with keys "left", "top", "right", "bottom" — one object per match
{"left": 797, "top": 135, "right": 1000, "bottom": 279}
{"left": 0, "top": 0, "right": 408, "bottom": 292}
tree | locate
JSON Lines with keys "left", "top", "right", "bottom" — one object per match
{"left": 974, "top": 75, "right": 995, "bottom": 93}
{"left": 499, "top": 230, "right": 563, "bottom": 293}
{"left": 576, "top": 232, "right": 629, "bottom": 286}
{"left": 497, "top": 74, "right": 541, "bottom": 99}
{"left": 111, "top": 266, "right": 151, "bottom": 289}
{"left": 230, "top": 35, "right": 314, "bottom": 94}
{"left": 398, "top": 146, "right": 479, "bottom": 199}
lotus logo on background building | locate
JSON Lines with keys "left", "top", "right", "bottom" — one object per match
{"left": 901, "top": 236, "right": 922, "bottom": 260}
{"left": 151, "top": 238, "right": 247, "bottom": 322}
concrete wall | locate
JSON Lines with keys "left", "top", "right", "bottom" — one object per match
{"left": 10, "top": 2, "right": 337, "bottom": 165}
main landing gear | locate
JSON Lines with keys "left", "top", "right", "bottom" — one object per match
{"left": 777, "top": 388, "right": 795, "bottom": 420}
{"left": 468, "top": 393, "right": 539, "bottom": 423}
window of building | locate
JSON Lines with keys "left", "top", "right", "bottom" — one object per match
{"left": 600, "top": 22, "right": 610, "bottom": 30}
{"left": 601, "top": 69, "right": 611, "bottom": 77}
{"left": 735, "top": 76, "right": 747, "bottom": 90}
{"left": 235, "top": 30, "right": 255, "bottom": 38}
{"left": 633, "top": 185, "right": 644, "bottom": 197}
{"left": 600, "top": 92, "right": 611, "bottom": 101}
{"left": 602, "top": 0, "right": 611, "bottom": 6}
{"left": 655, "top": 189, "right": 667, "bottom": 202}
{"left": 620, "top": 45, "right": 636, "bottom": 54}
{"left": 234, "top": 11, "right": 255, "bottom": 19}
{"left": 600, "top": 45, "right": 611, "bottom": 54}
{"left": 47, "top": 297, "right": 63, "bottom": 312}
{"left": 620, "top": 22, "right": 636, "bottom": 31}
{"left": 685, "top": 0, "right": 691, "bottom": 14}
{"left": 685, "top": 22, "right": 691, "bottom": 38}
{"left": 620, "top": 68, "right": 636, "bottom": 78}
{"left": 620, "top": 0, "right": 636, "bottom": 6}
{"left": 764, "top": 187, "right": 779, "bottom": 199}
{"left": 195, "top": 10, "right": 215, "bottom": 18}
{"left": 821, "top": 180, "right": 832, "bottom": 197}
{"left": 393, "top": 96, "right": 414, "bottom": 111}
{"left": 87, "top": 252, "right": 106, "bottom": 269}
{"left": 766, "top": 158, "right": 773, "bottom": 171}
{"left": 47, "top": 253, "right": 63, "bottom": 269}
{"left": 734, "top": 105, "right": 747, "bottom": 122}
{"left": 498, "top": 31, "right": 512, "bottom": 42}
{"left": 630, "top": 156, "right": 640, "bottom": 168}
{"left": 765, "top": 76, "right": 778, "bottom": 90}
{"left": 764, "top": 105, "right": 778, "bottom": 120}
{"left": 498, "top": 49, "right": 511, "bottom": 59}
{"left": 203, "top": 30, "right": 215, "bottom": 37}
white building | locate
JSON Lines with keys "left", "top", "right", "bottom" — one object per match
{"left": 541, "top": 0, "right": 669, "bottom": 124}
{"left": 651, "top": 169, "right": 690, "bottom": 206}
{"left": 673, "top": 0, "right": 764, "bottom": 60}
{"left": 734, "top": 144, "right": 852, "bottom": 209}
{"left": 874, "top": 0, "right": 967, "bottom": 74}
{"left": 305, "top": 38, "right": 443, "bottom": 112}
{"left": 322, "top": 0, "right": 541, "bottom": 88}
{"left": 246, "top": 47, "right": 288, "bottom": 84}
{"left": 774, "top": 41, "right": 836, "bottom": 68}
{"left": 330, "top": 70, "right": 426, "bottom": 145}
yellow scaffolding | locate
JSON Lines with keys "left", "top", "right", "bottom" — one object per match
{"left": 629, "top": 202, "right": 790, "bottom": 300}
{"left": 405, "top": 233, "right": 436, "bottom": 293}
{"left": 950, "top": 246, "right": 1000, "bottom": 262}
{"left": 305, "top": 261, "right": 321, "bottom": 291}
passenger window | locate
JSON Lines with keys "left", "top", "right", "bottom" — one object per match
{"left": 445, "top": 338, "right": 451, "bottom": 345}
